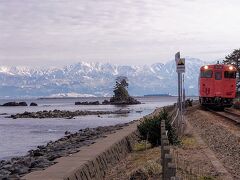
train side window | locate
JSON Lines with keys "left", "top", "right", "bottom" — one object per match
{"left": 200, "top": 70, "right": 212, "bottom": 78}
{"left": 224, "top": 71, "right": 236, "bottom": 78}
{"left": 215, "top": 72, "right": 222, "bottom": 80}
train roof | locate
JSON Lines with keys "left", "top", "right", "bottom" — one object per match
{"left": 200, "top": 64, "right": 237, "bottom": 71}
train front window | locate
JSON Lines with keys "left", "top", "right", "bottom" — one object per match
{"left": 215, "top": 72, "right": 222, "bottom": 80}
{"left": 224, "top": 71, "right": 236, "bottom": 79}
{"left": 200, "top": 70, "right": 212, "bottom": 78}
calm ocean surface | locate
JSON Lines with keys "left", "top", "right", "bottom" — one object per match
{"left": 0, "top": 96, "right": 179, "bottom": 160}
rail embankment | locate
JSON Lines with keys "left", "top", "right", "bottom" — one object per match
{"left": 186, "top": 105, "right": 240, "bottom": 179}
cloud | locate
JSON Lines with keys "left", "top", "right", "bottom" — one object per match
{"left": 0, "top": 0, "right": 240, "bottom": 66}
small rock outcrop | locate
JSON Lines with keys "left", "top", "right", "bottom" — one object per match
{"left": 19, "top": 102, "right": 28, "bottom": 106}
{"left": 102, "top": 100, "right": 110, "bottom": 105}
{"left": 2, "top": 102, "right": 28, "bottom": 106}
{"left": 30, "top": 102, "right": 38, "bottom": 106}
{"left": 75, "top": 101, "right": 100, "bottom": 105}
{"left": 109, "top": 96, "right": 141, "bottom": 105}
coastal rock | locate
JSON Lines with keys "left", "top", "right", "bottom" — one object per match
{"left": 2, "top": 102, "right": 20, "bottom": 106}
{"left": 65, "top": 131, "right": 71, "bottom": 135}
{"left": 11, "top": 164, "right": 29, "bottom": 174}
{"left": 2, "top": 164, "right": 12, "bottom": 171}
{"left": 102, "top": 100, "right": 110, "bottom": 105}
{"left": 0, "top": 169, "right": 11, "bottom": 179}
{"left": 30, "top": 102, "right": 38, "bottom": 106}
{"left": 2, "top": 101, "right": 28, "bottom": 106}
{"left": 75, "top": 101, "right": 100, "bottom": 105}
{"left": 30, "top": 157, "right": 52, "bottom": 169}
{"left": 19, "top": 102, "right": 28, "bottom": 106}
{"left": 109, "top": 97, "right": 141, "bottom": 105}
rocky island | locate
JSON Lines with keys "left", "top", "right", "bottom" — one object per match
{"left": 75, "top": 76, "right": 141, "bottom": 106}
{"left": 108, "top": 76, "right": 141, "bottom": 105}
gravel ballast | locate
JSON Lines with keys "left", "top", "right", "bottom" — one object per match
{"left": 187, "top": 107, "right": 240, "bottom": 179}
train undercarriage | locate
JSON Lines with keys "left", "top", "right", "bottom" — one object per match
{"left": 199, "top": 97, "right": 233, "bottom": 108}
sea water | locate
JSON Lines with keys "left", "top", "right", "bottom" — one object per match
{"left": 0, "top": 96, "right": 178, "bottom": 160}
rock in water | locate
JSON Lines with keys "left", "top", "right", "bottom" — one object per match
{"left": 30, "top": 102, "right": 38, "bottom": 106}
{"left": 102, "top": 100, "right": 110, "bottom": 105}
{"left": 75, "top": 101, "right": 100, "bottom": 105}
{"left": 2, "top": 102, "right": 28, "bottom": 106}
{"left": 19, "top": 102, "right": 28, "bottom": 106}
{"left": 2, "top": 102, "right": 19, "bottom": 106}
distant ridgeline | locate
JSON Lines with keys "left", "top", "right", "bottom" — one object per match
{"left": 144, "top": 94, "right": 172, "bottom": 97}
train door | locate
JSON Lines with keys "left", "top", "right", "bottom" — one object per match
{"left": 214, "top": 71, "right": 222, "bottom": 97}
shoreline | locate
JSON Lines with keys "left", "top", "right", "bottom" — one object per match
{"left": 0, "top": 105, "right": 164, "bottom": 179}
{"left": 0, "top": 120, "right": 139, "bottom": 179}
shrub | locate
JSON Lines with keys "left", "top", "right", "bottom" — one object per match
{"left": 137, "top": 109, "right": 179, "bottom": 146}
{"left": 185, "top": 98, "right": 193, "bottom": 107}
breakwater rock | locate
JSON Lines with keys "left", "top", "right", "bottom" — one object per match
{"left": 0, "top": 123, "right": 132, "bottom": 179}
{"left": 2, "top": 102, "right": 28, "bottom": 106}
{"left": 7, "top": 109, "right": 130, "bottom": 119}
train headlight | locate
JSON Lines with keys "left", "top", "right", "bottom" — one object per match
{"left": 229, "top": 66, "right": 233, "bottom": 70}
{"left": 204, "top": 65, "right": 208, "bottom": 70}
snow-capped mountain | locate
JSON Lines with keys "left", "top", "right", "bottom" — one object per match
{"left": 0, "top": 58, "right": 208, "bottom": 98}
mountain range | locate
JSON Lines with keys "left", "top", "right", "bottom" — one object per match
{"left": 0, "top": 58, "right": 209, "bottom": 98}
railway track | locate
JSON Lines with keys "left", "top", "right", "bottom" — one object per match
{"left": 206, "top": 108, "right": 240, "bottom": 124}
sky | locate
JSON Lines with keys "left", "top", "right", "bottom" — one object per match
{"left": 0, "top": 0, "right": 240, "bottom": 67}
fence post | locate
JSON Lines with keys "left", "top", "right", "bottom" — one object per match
{"left": 166, "top": 163, "right": 176, "bottom": 180}
{"left": 161, "top": 139, "right": 169, "bottom": 165}
{"left": 163, "top": 153, "right": 172, "bottom": 179}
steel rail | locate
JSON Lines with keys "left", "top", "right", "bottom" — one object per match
{"left": 205, "top": 107, "right": 240, "bottom": 124}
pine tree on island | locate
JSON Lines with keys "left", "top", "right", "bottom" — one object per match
{"left": 110, "top": 76, "right": 141, "bottom": 105}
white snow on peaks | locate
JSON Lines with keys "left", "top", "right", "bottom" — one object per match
{"left": 0, "top": 58, "right": 208, "bottom": 98}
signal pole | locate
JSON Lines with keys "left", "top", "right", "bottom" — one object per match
{"left": 175, "top": 52, "right": 185, "bottom": 135}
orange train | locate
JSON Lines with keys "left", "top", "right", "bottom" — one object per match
{"left": 199, "top": 63, "right": 237, "bottom": 107}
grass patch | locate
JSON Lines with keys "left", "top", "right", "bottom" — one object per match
{"left": 133, "top": 141, "right": 152, "bottom": 152}
{"left": 199, "top": 176, "right": 216, "bottom": 180}
{"left": 181, "top": 135, "right": 198, "bottom": 149}
{"left": 142, "top": 160, "right": 162, "bottom": 176}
